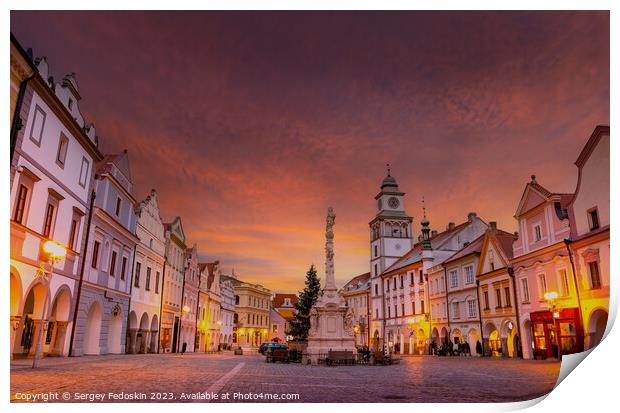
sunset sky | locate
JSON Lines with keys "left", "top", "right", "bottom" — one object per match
{"left": 11, "top": 11, "right": 609, "bottom": 293}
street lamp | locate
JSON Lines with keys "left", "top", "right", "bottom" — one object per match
{"left": 32, "top": 240, "right": 67, "bottom": 368}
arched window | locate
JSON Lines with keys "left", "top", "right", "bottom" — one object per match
{"left": 235, "top": 295, "right": 239, "bottom": 305}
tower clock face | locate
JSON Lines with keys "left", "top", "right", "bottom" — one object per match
{"left": 388, "top": 197, "right": 400, "bottom": 209}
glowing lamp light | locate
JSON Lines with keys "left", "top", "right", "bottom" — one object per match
{"left": 43, "top": 240, "right": 67, "bottom": 260}
{"left": 182, "top": 305, "right": 191, "bottom": 315}
{"left": 544, "top": 291, "right": 558, "bottom": 301}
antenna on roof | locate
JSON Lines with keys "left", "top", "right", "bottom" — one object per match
{"left": 386, "top": 163, "right": 391, "bottom": 176}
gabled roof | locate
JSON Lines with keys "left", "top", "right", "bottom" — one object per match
{"left": 514, "top": 176, "right": 573, "bottom": 218}
{"left": 383, "top": 220, "right": 470, "bottom": 274}
{"left": 342, "top": 272, "right": 371, "bottom": 292}
{"left": 477, "top": 228, "right": 516, "bottom": 274}
{"left": 164, "top": 216, "right": 186, "bottom": 243}
{"left": 443, "top": 233, "right": 484, "bottom": 264}
{"left": 575, "top": 125, "right": 610, "bottom": 169}
{"left": 97, "top": 150, "right": 132, "bottom": 183}
{"left": 273, "top": 293, "right": 298, "bottom": 308}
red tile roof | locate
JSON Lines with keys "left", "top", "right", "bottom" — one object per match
{"left": 272, "top": 293, "right": 297, "bottom": 308}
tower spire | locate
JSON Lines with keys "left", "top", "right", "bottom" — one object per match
{"left": 421, "top": 196, "right": 431, "bottom": 250}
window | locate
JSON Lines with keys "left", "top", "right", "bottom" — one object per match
{"left": 452, "top": 302, "right": 460, "bottom": 319}
{"left": 13, "top": 184, "right": 29, "bottom": 224}
{"left": 374, "top": 245, "right": 378, "bottom": 257}
{"left": 534, "top": 225, "right": 542, "bottom": 241}
{"left": 410, "top": 273, "right": 414, "bottom": 285}
{"left": 145, "top": 267, "right": 151, "bottom": 290}
{"left": 386, "top": 280, "right": 389, "bottom": 292}
{"left": 29, "top": 105, "right": 46, "bottom": 146}
{"left": 79, "top": 157, "right": 89, "bottom": 188}
{"left": 483, "top": 291, "right": 489, "bottom": 310}
{"left": 235, "top": 295, "right": 240, "bottom": 305}
{"left": 68, "top": 218, "right": 79, "bottom": 250}
{"left": 387, "top": 306, "right": 391, "bottom": 318}
{"left": 538, "top": 274, "right": 547, "bottom": 297}
{"left": 464, "top": 266, "right": 474, "bottom": 284}
{"left": 42, "top": 203, "right": 56, "bottom": 237}
{"left": 521, "top": 278, "right": 530, "bottom": 303}
{"left": 115, "top": 197, "right": 121, "bottom": 216}
{"left": 504, "top": 287, "right": 511, "bottom": 307}
{"left": 467, "top": 300, "right": 477, "bottom": 318}
{"left": 56, "top": 133, "right": 69, "bottom": 167}
{"left": 589, "top": 261, "right": 601, "bottom": 289}
{"left": 559, "top": 269, "right": 570, "bottom": 296}
{"left": 419, "top": 270, "right": 424, "bottom": 283}
{"left": 374, "top": 263, "right": 378, "bottom": 276}
{"left": 449, "top": 270, "right": 458, "bottom": 288}
{"left": 134, "top": 262, "right": 141, "bottom": 288}
{"left": 375, "top": 309, "right": 379, "bottom": 319}
{"left": 412, "top": 300, "right": 416, "bottom": 314}
{"left": 120, "top": 257, "right": 127, "bottom": 281}
{"left": 393, "top": 278, "right": 396, "bottom": 289}
{"left": 401, "top": 303, "right": 405, "bottom": 316}
{"left": 588, "top": 208, "right": 600, "bottom": 231}
{"left": 420, "top": 300, "right": 425, "bottom": 314}
{"left": 109, "top": 251, "right": 117, "bottom": 277}
{"left": 400, "top": 275, "right": 403, "bottom": 288}
{"left": 92, "top": 241, "right": 100, "bottom": 268}
{"left": 374, "top": 284, "right": 378, "bottom": 295}
{"left": 495, "top": 289, "right": 502, "bottom": 308}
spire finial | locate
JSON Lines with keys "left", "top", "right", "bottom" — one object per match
{"left": 386, "top": 163, "right": 391, "bottom": 176}
{"left": 422, "top": 196, "right": 427, "bottom": 219}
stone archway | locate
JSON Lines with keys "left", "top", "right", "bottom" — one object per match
{"left": 107, "top": 305, "right": 124, "bottom": 354}
{"left": 373, "top": 330, "right": 380, "bottom": 351}
{"left": 127, "top": 311, "right": 138, "bottom": 353}
{"left": 484, "top": 322, "right": 500, "bottom": 357}
{"left": 150, "top": 314, "right": 159, "bottom": 353}
{"left": 440, "top": 327, "right": 449, "bottom": 345}
{"left": 16, "top": 282, "right": 48, "bottom": 357}
{"left": 84, "top": 301, "right": 102, "bottom": 355}
{"left": 137, "top": 312, "right": 150, "bottom": 354}
{"left": 47, "top": 286, "right": 72, "bottom": 356}
{"left": 501, "top": 319, "right": 518, "bottom": 357}
{"left": 587, "top": 309, "right": 608, "bottom": 350}
{"left": 452, "top": 328, "right": 462, "bottom": 345}
{"left": 467, "top": 328, "right": 481, "bottom": 356}
{"left": 10, "top": 271, "right": 23, "bottom": 358}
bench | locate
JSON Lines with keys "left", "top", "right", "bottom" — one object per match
{"left": 325, "top": 350, "right": 356, "bottom": 366}
{"left": 266, "top": 349, "right": 289, "bottom": 363}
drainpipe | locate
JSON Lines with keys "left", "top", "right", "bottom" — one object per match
{"left": 475, "top": 279, "right": 485, "bottom": 357}
{"left": 157, "top": 258, "right": 167, "bottom": 354}
{"left": 426, "top": 274, "right": 433, "bottom": 354}
{"left": 124, "top": 242, "right": 138, "bottom": 353}
{"left": 508, "top": 267, "right": 523, "bottom": 358}
{"left": 68, "top": 190, "right": 96, "bottom": 357}
{"left": 10, "top": 71, "right": 36, "bottom": 163}
{"left": 443, "top": 268, "right": 451, "bottom": 345}
{"left": 564, "top": 239, "right": 585, "bottom": 351}
{"left": 176, "top": 262, "right": 187, "bottom": 353}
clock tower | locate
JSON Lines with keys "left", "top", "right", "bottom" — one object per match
{"left": 369, "top": 166, "right": 414, "bottom": 344}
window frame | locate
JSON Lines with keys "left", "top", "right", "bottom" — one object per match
{"left": 28, "top": 105, "right": 46, "bottom": 146}
{"left": 587, "top": 207, "right": 600, "bottom": 231}
{"left": 56, "top": 133, "right": 69, "bottom": 169}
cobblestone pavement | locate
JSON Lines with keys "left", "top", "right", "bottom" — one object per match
{"left": 10, "top": 352, "right": 560, "bottom": 403}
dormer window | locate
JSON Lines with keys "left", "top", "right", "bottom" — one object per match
{"left": 588, "top": 208, "right": 600, "bottom": 231}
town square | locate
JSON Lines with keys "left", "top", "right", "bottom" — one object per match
{"left": 8, "top": 9, "right": 611, "bottom": 405}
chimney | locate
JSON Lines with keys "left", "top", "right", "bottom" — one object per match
{"left": 489, "top": 221, "right": 497, "bottom": 230}
{"left": 447, "top": 222, "right": 455, "bottom": 231}
{"left": 431, "top": 230, "right": 438, "bottom": 238}
{"left": 467, "top": 212, "right": 477, "bottom": 222}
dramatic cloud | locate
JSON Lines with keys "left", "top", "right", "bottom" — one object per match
{"left": 11, "top": 11, "right": 609, "bottom": 293}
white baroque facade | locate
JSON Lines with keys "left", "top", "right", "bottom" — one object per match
{"left": 129, "top": 189, "right": 165, "bottom": 353}
{"left": 10, "top": 38, "right": 103, "bottom": 359}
